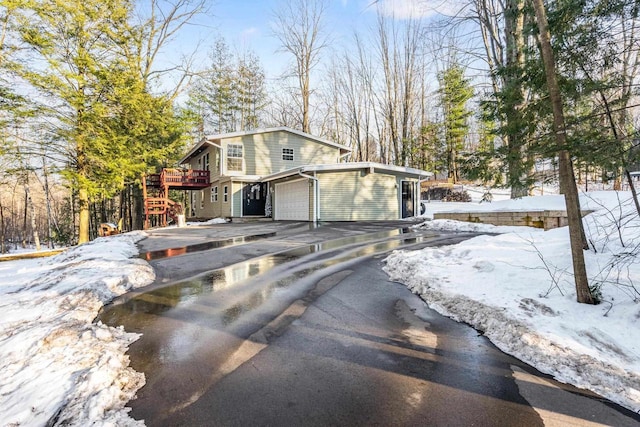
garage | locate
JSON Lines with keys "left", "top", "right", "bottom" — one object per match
{"left": 274, "top": 179, "right": 309, "bottom": 220}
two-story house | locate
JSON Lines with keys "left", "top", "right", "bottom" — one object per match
{"left": 161, "top": 127, "right": 431, "bottom": 223}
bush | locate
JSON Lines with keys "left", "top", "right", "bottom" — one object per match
{"left": 443, "top": 190, "right": 471, "bottom": 202}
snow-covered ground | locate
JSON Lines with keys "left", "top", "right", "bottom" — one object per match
{"left": 2, "top": 191, "right": 639, "bottom": 424}
{"left": 385, "top": 191, "right": 640, "bottom": 413}
{"left": 0, "top": 232, "right": 154, "bottom": 426}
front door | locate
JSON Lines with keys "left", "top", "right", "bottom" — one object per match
{"left": 401, "top": 181, "right": 414, "bottom": 218}
{"left": 243, "top": 183, "right": 268, "bottom": 216}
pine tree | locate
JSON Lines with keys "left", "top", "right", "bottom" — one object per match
{"left": 15, "top": 0, "right": 190, "bottom": 242}
{"left": 187, "top": 37, "right": 266, "bottom": 134}
{"left": 438, "top": 63, "right": 474, "bottom": 183}
{"left": 236, "top": 52, "right": 266, "bottom": 131}
{"left": 16, "top": 0, "right": 134, "bottom": 243}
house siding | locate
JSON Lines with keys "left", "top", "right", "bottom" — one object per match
{"left": 232, "top": 181, "right": 242, "bottom": 217}
{"left": 219, "top": 178, "right": 232, "bottom": 218}
{"left": 317, "top": 171, "right": 400, "bottom": 221}
{"left": 201, "top": 186, "right": 215, "bottom": 218}
{"left": 187, "top": 145, "right": 221, "bottom": 179}
{"left": 222, "top": 131, "right": 341, "bottom": 176}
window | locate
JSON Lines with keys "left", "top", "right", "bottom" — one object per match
{"left": 282, "top": 148, "right": 294, "bottom": 161}
{"left": 223, "top": 185, "right": 229, "bottom": 203}
{"left": 211, "top": 186, "right": 218, "bottom": 202}
{"left": 227, "top": 144, "right": 243, "bottom": 171}
{"left": 200, "top": 190, "right": 204, "bottom": 209}
{"left": 202, "top": 153, "right": 210, "bottom": 171}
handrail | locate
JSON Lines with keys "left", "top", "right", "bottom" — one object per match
{"left": 148, "top": 169, "right": 210, "bottom": 188}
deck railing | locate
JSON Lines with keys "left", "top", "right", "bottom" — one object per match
{"left": 147, "top": 169, "right": 210, "bottom": 188}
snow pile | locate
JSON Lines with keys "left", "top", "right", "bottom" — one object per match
{"left": 386, "top": 191, "right": 640, "bottom": 413}
{"left": 415, "top": 219, "right": 526, "bottom": 234}
{"left": 186, "top": 217, "right": 228, "bottom": 226}
{"left": 420, "top": 194, "right": 569, "bottom": 220}
{"left": 0, "top": 232, "right": 155, "bottom": 426}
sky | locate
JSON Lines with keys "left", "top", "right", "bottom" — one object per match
{"left": 1, "top": 189, "right": 639, "bottom": 425}
{"left": 160, "top": 0, "right": 458, "bottom": 86}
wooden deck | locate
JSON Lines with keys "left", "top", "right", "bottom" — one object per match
{"left": 147, "top": 169, "right": 210, "bottom": 190}
{"left": 143, "top": 169, "right": 209, "bottom": 229}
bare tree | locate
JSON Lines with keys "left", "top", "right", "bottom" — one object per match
{"left": 470, "top": 0, "right": 532, "bottom": 198}
{"left": 131, "top": 0, "right": 208, "bottom": 97}
{"left": 272, "top": 0, "right": 329, "bottom": 133}
{"left": 374, "top": 12, "right": 423, "bottom": 166}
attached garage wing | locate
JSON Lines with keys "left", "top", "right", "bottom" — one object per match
{"left": 274, "top": 179, "right": 310, "bottom": 220}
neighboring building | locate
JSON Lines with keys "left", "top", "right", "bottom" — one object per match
{"left": 147, "top": 127, "right": 432, "bottom": 224}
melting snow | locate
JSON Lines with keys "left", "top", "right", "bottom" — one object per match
{"left": 0, "top": 232, "right": 154, "bottom": 426}
{"left": 385, "top": 191, "right": 640, "bottom": 413}
{"left": 2, "top": 190, "right": 640, "bottom": 423}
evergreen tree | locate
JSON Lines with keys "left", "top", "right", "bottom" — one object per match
{"left": 460, "top": 114, "right": 504, "bottom": 186}
{"left": 187, "top": 37, "right": 266, "bottom": 134}
{"left": 15, "top": 0, "right": 190, "bottom": 243}
{"left": 438, "top": 63, "right": 474, "bottom": 183}
{"left": 236, "top": 52, "right": 267, "bottom": 130}
{"left": 16, "top": 0, "right": 134, "bottom": 243}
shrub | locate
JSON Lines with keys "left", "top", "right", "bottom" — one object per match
{"left": 444, "top": 190, "right": 471, "bottom": 202}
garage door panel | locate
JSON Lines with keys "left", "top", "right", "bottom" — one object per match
{"left": 275, "top": 180, "right": 309, "bottom": 221}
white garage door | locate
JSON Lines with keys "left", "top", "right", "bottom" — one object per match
{"left": 275, "top": 179, "right": 309, "bottom": 221}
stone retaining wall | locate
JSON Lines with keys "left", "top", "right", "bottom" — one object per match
{"left": 433, "top": 210, "right": 593, "bottom": 230}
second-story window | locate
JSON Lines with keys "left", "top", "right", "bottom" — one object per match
{"left": 202, "top": 153, "right": 210, "bottom": 171}
{"left": 227, "top": 144, "right": 243, "bottom": 171}
{"left": 282, "top": 148, "right": 294, "bottom": 161}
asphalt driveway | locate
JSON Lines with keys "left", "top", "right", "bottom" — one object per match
{"left": 100, "top": 221, "right": 640, "bottom": 426}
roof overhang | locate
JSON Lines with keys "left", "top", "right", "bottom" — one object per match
{"left": 178, "top": 139, "right": 222, "bottom": 165}
{"left": 261, "top": 162, "right": 433, "bottom": 182}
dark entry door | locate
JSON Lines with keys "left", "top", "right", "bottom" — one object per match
{"left": 243, "top": 183, "right": 268, "bottom": 216}
{"left": 401, "top": 181, "right": 414, "bottom": 218}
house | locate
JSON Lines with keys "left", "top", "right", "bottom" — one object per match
{"left": 144, "top": 127, "right": 432, "bottom": 225}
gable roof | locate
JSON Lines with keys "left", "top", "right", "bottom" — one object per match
{"left": 179, "top": 127, "right": 352, "bottom": 165}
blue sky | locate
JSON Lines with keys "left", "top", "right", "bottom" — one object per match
{"left": 165, "top": 0, "right": 446, "bottom": 81}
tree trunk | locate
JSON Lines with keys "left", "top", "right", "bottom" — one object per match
{"left": 0, "top": 201, "right": 5, "bottom": 254}
{"left": 532, "top": 0, "right": 594, "bottom": 304}
{"left": 43, "top": 156, "right": 54, "bottom": 248}
{"left": 22, "top": 186, "right": 27, "bottom": 248}
{"left": 25, "top": 185, "right": 41, "bottom": 251}
{"left": 625, "top": 169, "right": 640, "bottom": 217}
{"left": 78, "top": 188, "right": 90, "bottom": 244}
{"left": 505, "top": 0, "right": 530, "bottom": 199}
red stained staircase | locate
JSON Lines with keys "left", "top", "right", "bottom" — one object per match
{"left": 142, "top": 169, "right": 210, "bottom": 229}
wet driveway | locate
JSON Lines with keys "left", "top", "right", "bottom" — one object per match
{"left": 100, "top": 221, "right": 640, "bottom": 426}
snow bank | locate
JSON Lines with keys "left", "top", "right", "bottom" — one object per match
{"left": 187, "top": 217, "right": 228, "bottom": 226}
{"left": 386, "top": 191, "right": 640, "bottom": 412}
{"left": 0, "top": 232, "right": 155, "bottom": 426}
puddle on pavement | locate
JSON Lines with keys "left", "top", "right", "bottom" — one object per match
{"left": 100, "top": 228, "right": 437, "bottom": 331}
{"left": 141, "top": 232, "right": 278, "bottom": 261}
